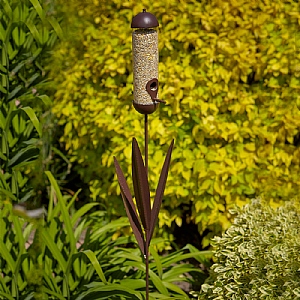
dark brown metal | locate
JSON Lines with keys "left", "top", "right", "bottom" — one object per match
{"left": 145, "top": 79, "right": 165, "bottom": 103}
{"left": 132, "top": 138, "right": 151, "bottom": 233}
{"left": 145, "top": 114, "right": 148, "bottom": 175}
{"left": 145, "top": 248, "right": 150, "bottom": 300}
{"left": 149, "top": 140, "right": 174, "bottom": 243}
{"left": 146, "top": 78, "right": 158, "bottom": 100}
{"left": 133, "top": 101, "right": 159, "bottom": 114}
{"left": 114, "top": 157, "right": 145, "bottom": 255}
{"left": 114, "top": 136, "right": 174, "bottom": 300}
{"left": 114, "top": 9, "right": 171, "bottom": 300}
{"left": 131, "top": 9, "right": 159, "bottom": 29}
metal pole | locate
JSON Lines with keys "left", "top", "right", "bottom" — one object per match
{"left": 145, "top": 248, "right": 149, "bottom": 300}
{"left": 145, "top": 113, "right": 149, "bottom": 300}
{"left": 145, "top": 114, "right": 148, "bottom": 176}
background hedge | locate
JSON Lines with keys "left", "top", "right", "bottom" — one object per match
{"left": 49, "top": 0, "right": 300, "bottom": 246}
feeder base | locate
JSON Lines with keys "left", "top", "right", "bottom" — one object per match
{"left": 133, "top": 101, "right": 159, "bottom": 114}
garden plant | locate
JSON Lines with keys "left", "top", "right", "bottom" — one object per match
{"left": 49, "top": 0, "right": 300, "bottom": 247}
{"left": 0, "top": 2, "right": 210, "bottom": 299}
{"left": 0, "top": 172, "right": 210, "bottom": 299}
{"left": 0, "top": 0, "right": 62, "bottom": 204}
{"left": 1, "top": 0, "right": 300, "bottom": 299}
{"left": 200, "top": 199, "right": 300, "bottom": 300}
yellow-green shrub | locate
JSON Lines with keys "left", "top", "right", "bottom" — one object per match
{"left": 50, "top": 0, "right": 300, "bottom": 245}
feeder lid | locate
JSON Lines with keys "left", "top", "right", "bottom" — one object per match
{"left": 131, "top": 9, "right": 159, "bottom": 28}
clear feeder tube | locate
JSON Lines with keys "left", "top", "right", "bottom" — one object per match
{"left": 132, "top": 28, "right": 159, "bottom": 106}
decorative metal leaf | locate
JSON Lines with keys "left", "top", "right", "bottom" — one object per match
{"left": 149, "top": 140, "right": 174, "bottom": 243}
{"left": 114, "top": 157, "right": 145, "bottom": 255}
{"left": 132, "top": 138, "right": 151, "bottom": 233}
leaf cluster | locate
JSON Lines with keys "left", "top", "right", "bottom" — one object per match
{"left": 49, "top": 0, "right": 300, "bottom": 246}
{"left": 200, "top": 199, "right": 300, "bottom": 299}
{"left": 0, "top": 172, "right": 210, "bottom": 299}
{"left": 0, "top": 0, "right": 61, "bottom": 203}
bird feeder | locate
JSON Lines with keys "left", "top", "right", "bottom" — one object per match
{"left": 131, "top": 9, "right": 164, "bottom": 114}
{"left": 115, "top": 11, "right": 174, "bottom": 300}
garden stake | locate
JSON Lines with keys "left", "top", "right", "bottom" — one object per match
{"left": 114, "top": 9, "right": 173, "bottom": 300}
{"left": 145, "top": 114, "right": 148, "bottom": 175}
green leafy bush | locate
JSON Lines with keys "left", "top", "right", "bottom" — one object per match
{"left": 49, "top": 0, "right": 300, "bottom": 244}
{"left": 0, "top": 0, "right": 61, "bottom": 203}
{"left": 200, "top": 199, "right": 300, "bottom": 299}
{"left": 0, "top": 172, "right": 210, "bottom": 299}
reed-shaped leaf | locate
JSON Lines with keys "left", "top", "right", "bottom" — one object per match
{"left": 149, "top": 245, "right": 163, "bottom": 279}
{"left": 43, "top": 287, "right": 65, "bottom": 300}
{"left": 40, "top": 229, "right": 67, "bottom": 273}
{"left": 149, "top": 140, "right": 174, "bottom": 242}
{"left": 71, "top": 202, "right": 97, "bottom": 227}
{"left": 83, "top": 250, "right": 107, "bottom": 284}
{"left": 161, "top": 282, "right": 189, "bottom": 298}
{"left": 43, "top": 269, "right": 62, "bottom": 295}
{"left": 7, "top": 145, "right": 39, "bottom": 168}
{"left": 45, "top": 171, "right": 76, "bottom": 252}
{"left": 125, "top": 261, "right": 169, "bottom": 296}
{"left": 162, "top": 265, "right": 201, "bottom": 281}
{"left": 0, "top": 188, "right": 17, "bottom": 201}
{"left": 114, "top": 157, "right": 145, "bottom": 255}
{"left": 21, "top": 107, "right": 42, "bottom": 137}
{"left": 161, "top": 250, "right": 210, "bottom": 268}
{"left": 75, "top": 282, "right": 143, "bottom": 300}
{"left": 0, "top": 238, "right": 15, "bottom": 273}
{"left": 0, "top": 291, "right": 14, "bottom": 300}
{"left": 29, "top": 0, "right": 46, "bottom": 22}
{"left": 132, "top": 138, "right": 151, "bottom": 234}
{"left": 90, "top": 217, "right": 129, "bottom": 241}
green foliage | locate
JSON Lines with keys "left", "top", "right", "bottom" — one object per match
{"left": 0, "top": 0, "right": 61, "bottom": 202}
{"left": 200, "top": 199, "right": 300, "bottom": 299}
{"left": 0, "top": 172, "right": 210, "bottom": 299}
{"left": 49, "top": 0, "right": 300, "bottom": 245}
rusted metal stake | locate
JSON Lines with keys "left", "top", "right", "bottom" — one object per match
{"left": 145, "top": 248, "right": 149, "bottom": 300}
{"left": 145, "top": 114, "right": 148, "bottom": 176}
{"left": 145, "top": 114, "right": 149, "bottom": 300}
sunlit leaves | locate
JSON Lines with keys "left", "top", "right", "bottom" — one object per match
{"left": 200, "top": 200, "right": 300, "bottom": 299}
{"left": 50, "top": 0, "right": 300, "bottom": 247}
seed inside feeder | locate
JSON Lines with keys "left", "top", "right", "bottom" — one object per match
{"left": 132, "top": 29, "right": 159, "bottom": 106}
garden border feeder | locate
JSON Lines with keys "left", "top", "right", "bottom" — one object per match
{"left": 114, "top": 9, "right": 174, "bottom": 300}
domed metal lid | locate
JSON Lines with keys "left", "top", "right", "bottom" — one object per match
{"left": 131, "top": 9, "right": 159, "bottom": 29}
